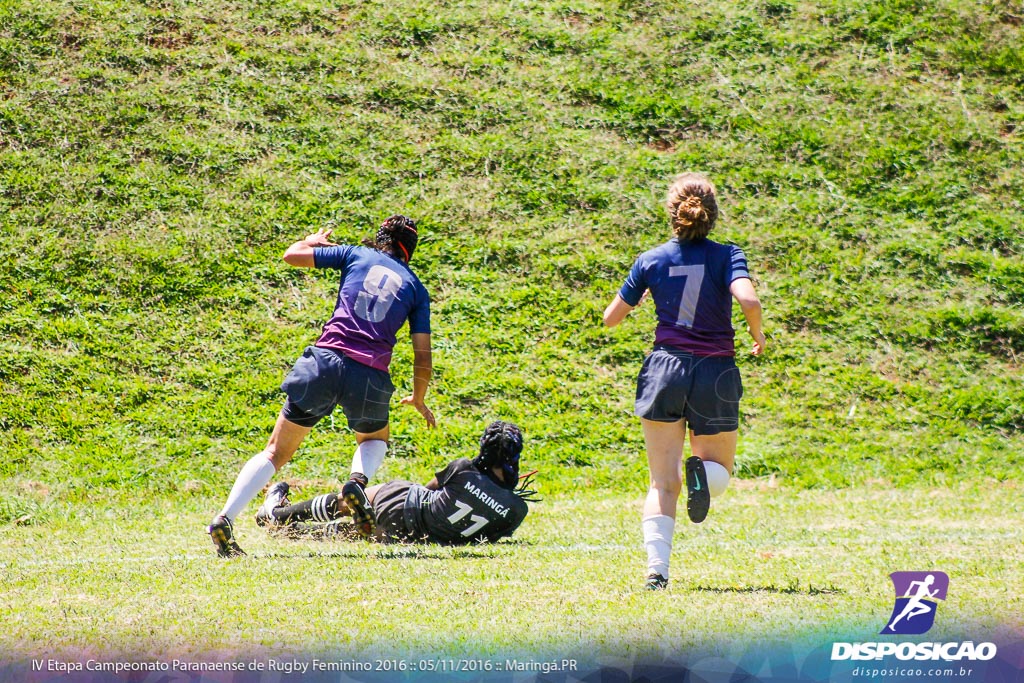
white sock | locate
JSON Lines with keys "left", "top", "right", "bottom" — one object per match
{"left": 350, "top": 440, "right": 387, "bottom": 481}
{"left": 704, "top": 461, "right": 731, "bottom": 497}
{"left": 642, "top": 515, "right": 675, "bottom": 579}
{"left": 219, "top": 452, "right": 277, "bottom": 522}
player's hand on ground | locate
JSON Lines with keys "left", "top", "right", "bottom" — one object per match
{"left": 750, "top": 330, "right": 766, "bottom": 356}
{"left": 401, "top": 396, "right": 436, "bottom": 428}
{"left": 303, "top": 228, "right": 336, "bottom": 247}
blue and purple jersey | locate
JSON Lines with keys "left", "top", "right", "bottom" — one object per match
{"left": 619, "top": 238, "right": 749, "bottom": 356}
{"left": 312, "top": 245, "right": 430, "bottom": 371}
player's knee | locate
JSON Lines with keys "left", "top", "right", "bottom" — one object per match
{"left": 650, "top": 476, "right": 683, "bottom": 498}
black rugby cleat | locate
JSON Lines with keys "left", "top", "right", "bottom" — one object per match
{"left": 341, "top": 480, "right": 376, "bottom": 539}
{"left": 685, "top": 456, "right": 711, "bottom": 523}
{"left": 208, "top": 515, "right": 245, "bottom": 557}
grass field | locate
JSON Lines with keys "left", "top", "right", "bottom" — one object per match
{"left": 2, "top": 484, "right": 1021, "bottom": 661}
{"left": 1, "top": 0, "right": 1022, "bottom": 678}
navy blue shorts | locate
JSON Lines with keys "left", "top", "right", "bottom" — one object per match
{"left": 634, "top": 347, "right": 743, "bottom": 435}
{"left": 280, "top": 346, "right": 395, "bottom": 433}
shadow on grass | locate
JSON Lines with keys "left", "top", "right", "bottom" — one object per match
{"left": 695, "top": 583, "right": 844, "bottom": 596}
{"left": 256, "top": 522, "right": 529, "bottom": 561}
{"left": 256, "top": 547, "right": 509, "bottom": 561}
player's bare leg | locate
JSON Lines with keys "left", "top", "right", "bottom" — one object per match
{"left": 641, "top": 418, "right": 686, "bottom": 589}
{"left": 642, "top": 419, "right": 686, "bottom": 519}
{"left": 265, "top": 413, "right": 315, "bottom": 470}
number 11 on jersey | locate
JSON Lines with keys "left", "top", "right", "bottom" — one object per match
{"left": 447, "top": 499, "right": 489, "bottom": 537}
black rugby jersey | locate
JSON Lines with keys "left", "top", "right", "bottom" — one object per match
{"left": 406, "top": 458, "right": 528, "bottom": 544}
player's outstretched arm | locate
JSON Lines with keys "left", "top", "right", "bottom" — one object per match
{"left": 729, "top": 277, "right": 765, "bottom": 355}
{"left": 283, "top": 228, "right": 336, "bottom": 268}
{"left": 602, "top": 293, "right": 636, "bottom": 328}
{"left": 400, "top": 332, "right": 435, "bottom": 427}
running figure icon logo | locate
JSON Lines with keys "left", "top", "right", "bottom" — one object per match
{"left": 881, "top": 571, "right": 949, "bottom": 635}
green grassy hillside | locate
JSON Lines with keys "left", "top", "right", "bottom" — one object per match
{"left": 2, "top": 0, "right": 1022, "bottom": 521}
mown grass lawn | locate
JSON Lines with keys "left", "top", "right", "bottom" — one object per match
{"left": 2, "top": 483, "right": 1020, "bottom": 660}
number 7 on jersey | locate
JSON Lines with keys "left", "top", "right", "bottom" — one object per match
{"left": 668, "top": 264, "right": 705, "bottom": 328}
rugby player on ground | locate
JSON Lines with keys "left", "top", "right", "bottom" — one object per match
{"left": 255, "top": 421, "right": 537, "bottom": 545}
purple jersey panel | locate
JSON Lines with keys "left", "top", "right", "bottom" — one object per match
{"left": 619, "top": 239, "right": 749, "bottom": 356}
{"left": 312, "top": 245, "right": 430, "bottom": 371}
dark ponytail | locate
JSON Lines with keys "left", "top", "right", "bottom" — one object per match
{"left": 363, "top": 214, "right": 418, "bottom": 262}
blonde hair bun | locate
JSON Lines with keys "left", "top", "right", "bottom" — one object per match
{"left": 665, "top": 173, "right": 718, "bottom": 240}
